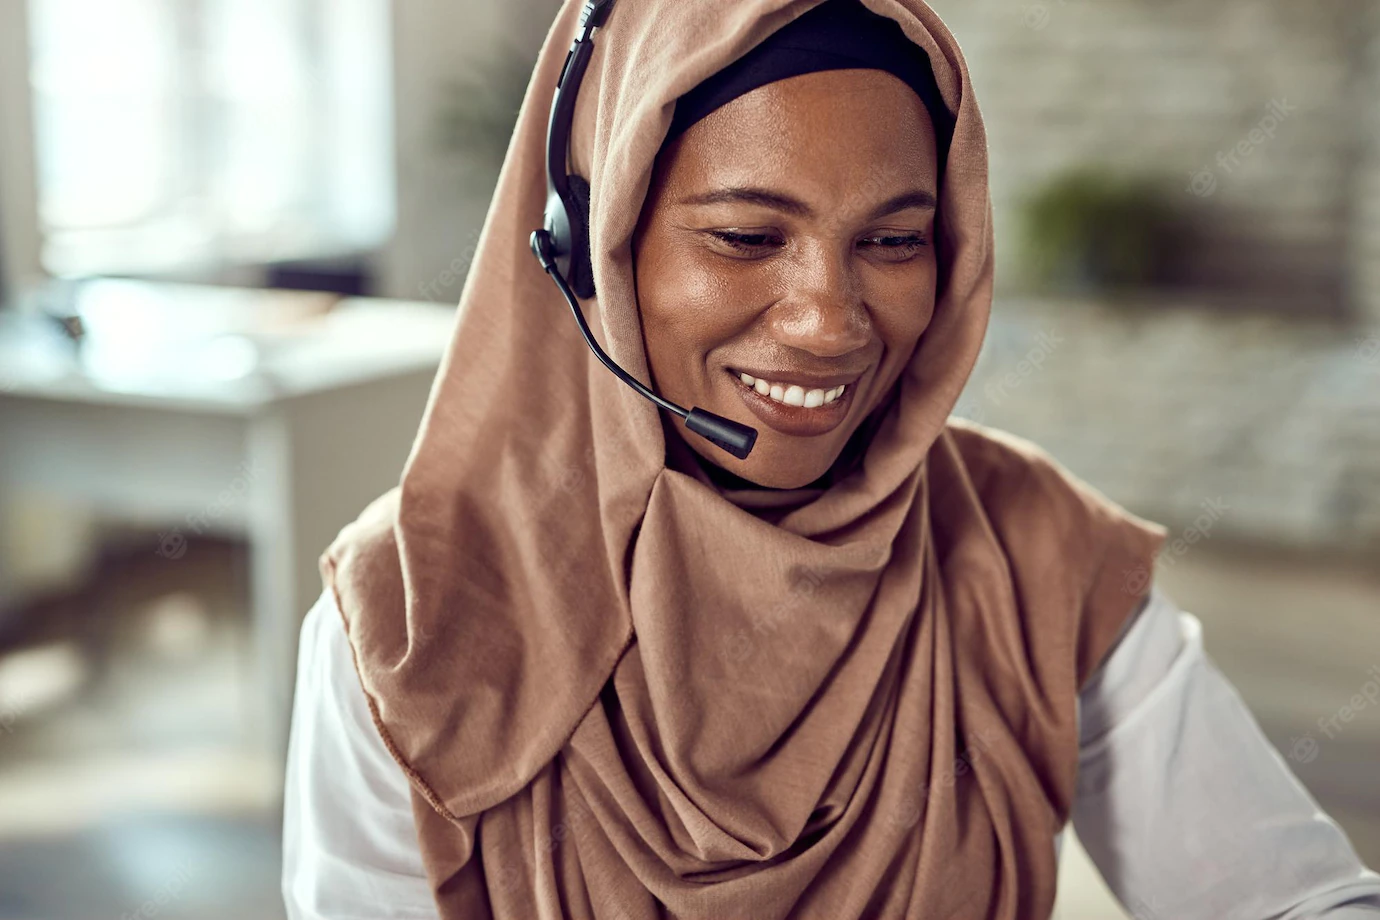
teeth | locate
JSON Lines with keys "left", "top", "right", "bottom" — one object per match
{"left": 736, "top": 371, "right": 847, "bottom": 409}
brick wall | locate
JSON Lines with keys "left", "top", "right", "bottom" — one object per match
{"left": 1353, "top": 3, "right": 1380, "bottom": 322}
{"left": 927, "top": 0, "right": 1380, "bottom": 319}
{"left": 955, "top": 297, "right": 1380, "bottom": 554}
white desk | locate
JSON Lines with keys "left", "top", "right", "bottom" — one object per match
{"left": 0, "top": 279, "right": 454, "bottom": 763}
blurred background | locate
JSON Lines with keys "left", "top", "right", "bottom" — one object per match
{"left": 0, "top": 0, "right": 1375, "bottom": 918}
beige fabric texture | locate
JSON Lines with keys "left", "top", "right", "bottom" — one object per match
{"left": 320, "top": 0, "right": 1169, "bottom": 916}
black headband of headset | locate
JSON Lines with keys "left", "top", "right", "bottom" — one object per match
{"left": 538, "top": 0, "right": 615, "bottom": 299}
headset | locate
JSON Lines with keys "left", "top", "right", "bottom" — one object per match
{"left": 528, "top": 0, "right": 759, "bottom": 461}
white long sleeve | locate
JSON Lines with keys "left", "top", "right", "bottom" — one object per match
{"left": 1074, "top": 585, "right": 1380, "bottom": 918}
{"left": 281, "top": 590, "right": 438, "bottom": 919}
{"left": 281, "top": 584, "right": 1380, "bottom": 918}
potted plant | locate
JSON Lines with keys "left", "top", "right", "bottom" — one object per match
{"left": 1016, "top": 167, "right": 1175, "bottom": 295}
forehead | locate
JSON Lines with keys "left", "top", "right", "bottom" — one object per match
{"left": 656, "top": 68, "right": 939, "bottom": 205}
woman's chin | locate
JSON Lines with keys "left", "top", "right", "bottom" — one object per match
{"left": 694, "top": 437, "right": 838, "bottom": 490}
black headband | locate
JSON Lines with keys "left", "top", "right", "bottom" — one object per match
{"left": 666, "top": 0, "right": 953, "bottom": 155}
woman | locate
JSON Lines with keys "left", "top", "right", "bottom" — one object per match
{"left": 282, "top": 0, "right": 1380, "bottom": 917}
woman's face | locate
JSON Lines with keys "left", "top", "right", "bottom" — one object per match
{"left": 633, "top": 68, "right": 940, "bottom": 489}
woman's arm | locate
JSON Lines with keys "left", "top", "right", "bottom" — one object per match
{"left": 281, "top": 590, "right": 440, "bottom": 920}
{"left": 1075, "top": 583, "right": 1380, "bottom": 918}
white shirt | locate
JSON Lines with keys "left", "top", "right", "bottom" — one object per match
{"left": 281, "top": 584, "right": 1380, "bottom": 918}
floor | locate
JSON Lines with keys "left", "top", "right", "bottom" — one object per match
{"left": 0, "top": 538, "right": 285, "bottom": 920}
{"left": 0, "top": 536, "right": 1375, "bottom": 920}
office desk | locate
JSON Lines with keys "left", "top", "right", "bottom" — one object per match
{"left": 0, "top": 280, "right": 453, "bottom": 762}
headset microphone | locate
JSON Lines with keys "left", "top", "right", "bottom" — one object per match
{"left": 528, "top": 0, "right": 758, "bottom": 461}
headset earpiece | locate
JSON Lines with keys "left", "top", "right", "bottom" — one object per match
{"left": 538, "top": 172, "right": 593, "bottom": 300}
{"left": 565, "top": 174, "right": 595, "bottom": 299}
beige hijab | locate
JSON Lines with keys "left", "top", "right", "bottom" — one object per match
{"left": 322, "top": 0, "right": 1168, "bottom": 916}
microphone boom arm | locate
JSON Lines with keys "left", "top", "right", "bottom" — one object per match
{"left": 529, "top": 230, "right": 758, "bottom": 460}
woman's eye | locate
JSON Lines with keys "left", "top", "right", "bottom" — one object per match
{"left": 708, "top": 230, "right": 782, "bottom": 252}
{"left": 705, "top": 230, "right": 929, "bottom": 259}
{"left": 859, "top": 234, "right": 928, "bottom": 258}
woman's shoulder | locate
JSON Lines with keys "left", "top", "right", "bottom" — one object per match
{"left": 942, "top": 417, "right": 1166, "bottom": 585}
{"left": 940, "top": 418, "right": 1169, "bottom": 689}
{"left": 942, "top": 417, "right": 1114, "bottom": 510}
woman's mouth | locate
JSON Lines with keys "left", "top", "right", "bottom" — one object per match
{"left": 724, "top": 367, "right": 860, "bottom": 438}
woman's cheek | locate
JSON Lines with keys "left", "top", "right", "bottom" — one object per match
{"left": 875, "top": 282, "right": 938, "bottom": 389}
{"left": 655, "top": 253, "right": 758, "bottom": 338}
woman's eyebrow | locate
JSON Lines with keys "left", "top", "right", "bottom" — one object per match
{"left": 678, "top": 186, "right": 937, "bottom": 220}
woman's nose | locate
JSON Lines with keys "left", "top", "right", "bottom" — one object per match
{"left": 768, "top": 246, "right": 871, "bottom": 358}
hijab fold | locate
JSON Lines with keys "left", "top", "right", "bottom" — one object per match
{"left": 322, "top": 0, "right": 1168, "bottom": 916}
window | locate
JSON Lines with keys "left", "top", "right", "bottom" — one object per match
{"left": 26, "top": 0, "right": 394, "bottom": 279}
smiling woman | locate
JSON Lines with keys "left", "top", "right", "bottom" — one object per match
{"left": 634, "top": 68, "right": 939, "bottom": 486}
{"left": 281, "top": 1, "right": 1380, "bottom": 918}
